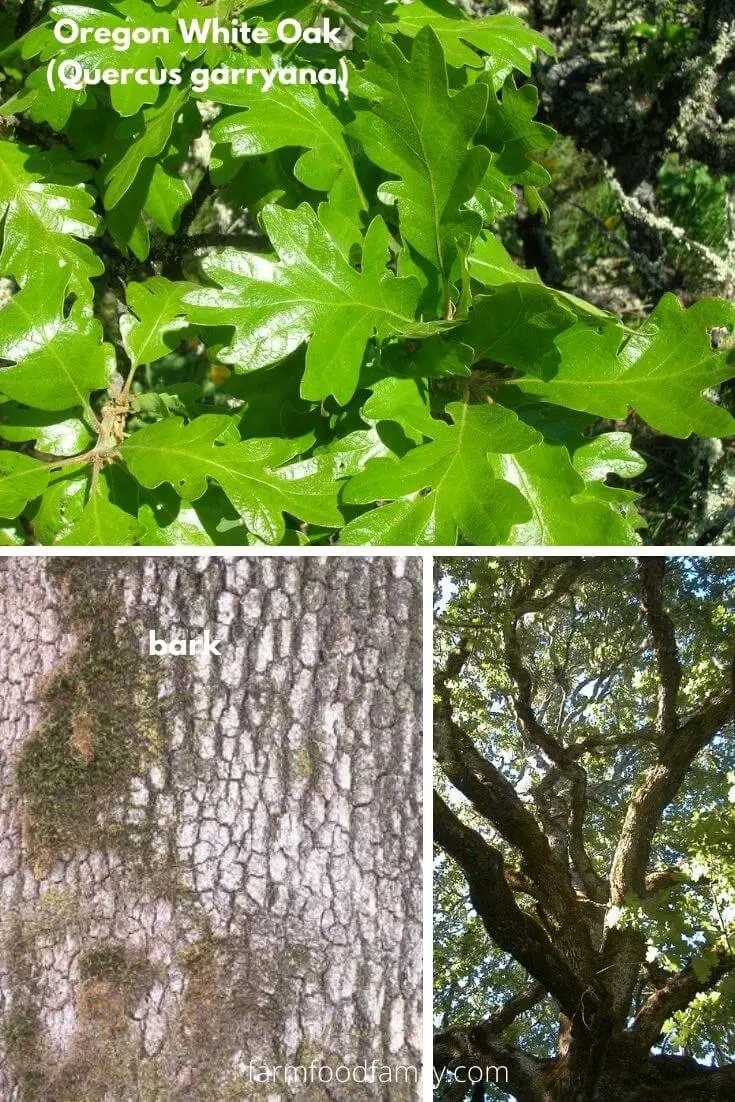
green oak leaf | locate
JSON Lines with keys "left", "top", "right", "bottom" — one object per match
{"left": 349, "top": 25, "right": 489, "bottom": 283}
{"left": 58, "top": 479, "right": 143, "bottom": 545}
{"left": 183, "top": 206, "right": 421, "bottom": 405}
{"left": 0, "top": 266, "right": 114, "bottom": 410}
{"left": 0, "top": 451, "right": 50, "bottom": 518}
{"left": 393, "top": 0, "right": 553, "bottom": 82}
{"left": 491, "top": 441, "right": 640, "bottom": 545}
{"left": 516, "top": 293, "right": 735, "bottom": 438}
{"left": 101, "top": 89, "right": 195, "bottom": 209}
{"left": 496, "top": 387, "right": 646, "bottom": 538}
{"left": 343, "top": 397, "right": 639, "bottom": 545}
{"left": 0, "top": 404, "right": 93, "bottom": 456}
{"left": 120, "top": 277, "right": 195, "bottom": 366}
{"left": 0, "top": 140, "right": 102, "bottom": 295}
{"left": 209, "top": 83, "right": 366, "bottom": 254}
{"left": 471, "top": 77, "right": 555, "bottom": 219}
{"left": 342, "top": 400, "right": 537, "bottom": 544}
{"left": 120, "top": 414, "right": 343, "bottom": 543}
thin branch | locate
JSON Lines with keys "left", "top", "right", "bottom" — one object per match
{"left": 638, "top": 558, "right": 682, "bottom": 741}
{"left": 475, "top": 984, "right": 547, "bottom": 1038}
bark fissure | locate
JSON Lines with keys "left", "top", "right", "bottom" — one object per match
{"left": 0, "top": 557, "right": 422, "bottom": 1101}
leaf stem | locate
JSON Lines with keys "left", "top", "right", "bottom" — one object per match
{"left": 121, "top": 361, "right": 139, "bottom": 398}
{"left": 89, "top": 456, "right": 102, "bottom": 498}
{"left": 46, "top": 448, "right": 100, "bottom": 470}
{"left": 84, "top": 403, "right": 102, "bottom": 433}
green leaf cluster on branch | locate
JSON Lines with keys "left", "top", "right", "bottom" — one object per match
{"left": 433, "top": 557, "right": 735, "bottom": 1101}
{"left": 0, "top": 0, "right": 734, "bottom": 544}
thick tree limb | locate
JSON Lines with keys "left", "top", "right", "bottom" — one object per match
{"left": 434, "top": 1025, "right": 546, "bottom": 1102}
{"left": 632, "top": 952, "right": 735, "bottom": 1049}
{"left": 609, "top": 685, "right": 735, "bottom": 906}
{"left": 434, "top": 791, "right": 586, "bottom": 1017}
{"left": 434, "top": 643, "right": 596, "bottom": 978}
{"left": 638, "top": 559, "right": 682, "bottom": 741}
{"left": 474, "top": 984, "right": 547, "bottom": 1038}
{"left": 567, "top": 769, "right": 608, "bottom": 903}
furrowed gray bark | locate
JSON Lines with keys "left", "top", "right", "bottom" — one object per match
{"left": 0, "top": 556, "right": 422, "bottom": 1101}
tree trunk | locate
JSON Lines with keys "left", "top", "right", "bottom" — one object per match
{"left": 0, "top": 556, "right": 422, "bottom": 1101}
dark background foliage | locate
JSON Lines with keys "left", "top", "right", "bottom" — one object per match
{"left": 476, "top": 0, "right": 735, "bottom": 542}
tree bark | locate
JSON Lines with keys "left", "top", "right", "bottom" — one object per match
{"left": 0, "top": 556, "right": 422, "bottom": 1101}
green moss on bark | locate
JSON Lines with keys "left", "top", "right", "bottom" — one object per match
{"left": 16, "top": 559, "right": 161, "bottom": 867}
{"left": 2, "top": 1000, "right": 46, "bottom": 1101}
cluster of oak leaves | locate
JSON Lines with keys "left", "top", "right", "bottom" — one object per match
{"left": 0, "top": 0, "right": 734, "bottom": 546}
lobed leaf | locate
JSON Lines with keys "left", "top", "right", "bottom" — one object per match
{"left": 120, "top": 414, "right": 344, "bottom": 543}
{"left": 350, "top": 25, "right": 489, "bottom": 283}
{"left": 0, "top": 141, "right": 102, "bottom": 296}
{"left": 183, "top": 206, "right": 422, "bottom": 405}
{"left": 393, "top": 0, "right": 554, "bottom": 81}
{"left": 516, "top": 294, "right": 735, "bottom": 438}
{"left": 120, "top": 276, "right": 195, "bottom": 367}
{"left": 0, "top": 266, "right": 114, "bottom": 410}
